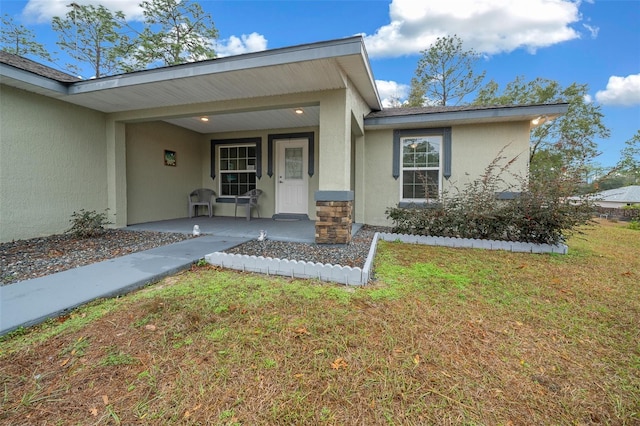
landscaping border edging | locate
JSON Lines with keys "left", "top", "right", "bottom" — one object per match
{"left": 204, "top": 231, "right": 567, "bottom": 286}
{"left": 378, "top": 232, "right": 568, "bottom": 254}
{"left": 205, "top": 232, "right": 382, "bottom": 286}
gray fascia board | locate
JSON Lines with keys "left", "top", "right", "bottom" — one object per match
{"left": 68, "top": 36, "right": 368, "bottom": 95}
{"left": 364, "top": 103, "right": 570, "bottom": 129}
{"left": 0, "top": 63, "right": 69, "bottom": 94}
{"left": 356, "top": 38, "right": 382, "bottom": 109}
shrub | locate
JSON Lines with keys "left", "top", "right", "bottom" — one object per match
{"left": 386, "top": 152, "right": 595, "bottom": 245}
{"left": 623, "top": 205, "right": 640, "bottom": 230}
{"left": 66, "top": 209, "right": 113, "bottom": 238}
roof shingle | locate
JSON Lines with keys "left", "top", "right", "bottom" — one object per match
{"left": 0, "top": 51, "right": 80, "bottom": 83}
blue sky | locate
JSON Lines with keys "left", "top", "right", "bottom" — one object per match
{"left": 1, "top": 0, "right": 639, "bottom": 168}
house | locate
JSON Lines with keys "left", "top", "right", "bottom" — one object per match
{"left": 593, "top": 185, "right": 640, "bottom": 209}
{"left": 0, "top": 36, "right": 568, "bottom": 244}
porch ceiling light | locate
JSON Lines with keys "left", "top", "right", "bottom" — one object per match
{"left": 200, "top": 117, "right": 210, "bottom": 122}
{"left": 295, "top": 108, "right": 304, "bottom": 115}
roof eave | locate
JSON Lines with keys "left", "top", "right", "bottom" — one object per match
{"left": 363, "top": 103, "right": 570, "bottom": 130}
{"left": 66, "top": 36, "right": 382, "bottom": 110}
{"left": 0, "top": 63, "right": 69, "bottom": 95}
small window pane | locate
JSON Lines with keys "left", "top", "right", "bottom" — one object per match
{"left": 285, "top": 147, "right": 303, "bottom": 179}
{"left": 403, "top": 153, "right": 414, "bottom": 167}
{"left": 427, "top": 152, "right": 439, "bottom": 167}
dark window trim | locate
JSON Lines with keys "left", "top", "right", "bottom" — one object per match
{"left": 393, "top": 128, "right": 451, "bottom": 180}
{"left": 210, "top": 137, "right": 262, "bottom": 181}
{"left": 267, "top": 132, "right": 315, "bottom": 178}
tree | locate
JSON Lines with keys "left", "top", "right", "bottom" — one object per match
{"left": 406, "top": 77, "right": 426, "bottom": 107}
{"left": 474, "top": 76, "right": 610, "bottom": 185}
{"left": 126, "top": 0, "right": 218, "bottom": 70}
{"left": 407, "top": 35, "right": 486, "bottom": 106}
{"left": 616, "top": 130, "right": 640, "bottom": 184}
{"left": 1, "top": 14, "right": 53, "bottom": 62}
{"left": 52, "top": 4, "right": 130, "bottom": 78}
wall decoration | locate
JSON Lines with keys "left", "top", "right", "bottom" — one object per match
{"left": 164, "top": 150, "right": 176, "bottom": 166}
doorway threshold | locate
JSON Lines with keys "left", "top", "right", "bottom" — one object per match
{"left": 272, "top": 213, "right": 310, "bottom": 221}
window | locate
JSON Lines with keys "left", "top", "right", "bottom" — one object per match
{"left": 219, "top": 145, "right": 256, "bottom": 196}
{"left": 393, "top": 128, "right": 450, "bottom": 204}
{"left": 401, "top": 135, "right": 442, "bottom": 201}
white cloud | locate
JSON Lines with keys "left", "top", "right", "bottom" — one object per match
{"left": 364, "top": 0, "right": 583, "bottom": 58}
{"left": 376, "top": 80, "right": 410, "bottom": 107}
{"left": 215, "top": 33, "right": 268, "bottom": 57}
{"left": 583, "top": 23, "right": 599, "bottom": 39}
{"left": 22, "top": 0, "right": 144, "bottom": 23}
{"left": 595, "top": 74, "right": 640, "bottom": 106}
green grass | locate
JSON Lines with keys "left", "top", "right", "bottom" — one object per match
{"left": 0, "top": 219, "right": 638, "bottom": 425}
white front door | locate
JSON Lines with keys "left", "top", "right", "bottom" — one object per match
{"left": 276, "top": 139, "right": 308, "bottom": 214}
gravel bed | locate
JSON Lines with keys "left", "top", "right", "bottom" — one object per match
{"left": 0, "top": 230, "right": 192, "bottom": 286}
{"left": 224, "top": 225, "right": 391, "bottom": 268}
{"left": 1, "top": 225, "right": 391, "bottom": 286}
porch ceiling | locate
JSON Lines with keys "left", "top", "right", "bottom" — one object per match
{"left": 65, "top": 59, "right": 356, "bottom": 114}
{"left": 164, "top": 105, "right": 321, "bottom": 133}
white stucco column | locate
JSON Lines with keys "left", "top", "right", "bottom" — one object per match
{"left": 106, "top": 119, "right": 127, "bottom": 227}
{"left": 318, "top": 90, "right": 351, "bottom": 191}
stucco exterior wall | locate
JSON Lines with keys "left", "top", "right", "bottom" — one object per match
{"left": 125, "top": 121, "right": 203, "bottom": 224}
{"left": 362, "top": 121, "right": 531, "bottom": 226}
{"left": 0, "top": 85, "right": 107, "bottom": 242}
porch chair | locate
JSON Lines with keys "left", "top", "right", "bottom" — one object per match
{"left": 234, "top": 189, "right": 263, "bottom": 221}
{"left": 188, "top": 188, "right": 216, "bottom": 218}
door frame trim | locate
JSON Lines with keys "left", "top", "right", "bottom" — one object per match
{"left": 275, "top": 139, "right": 309, "bottom": 215}
{"left": 267, "top": 132, "right": 314, "bottom": 178}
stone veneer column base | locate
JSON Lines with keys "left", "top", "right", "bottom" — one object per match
{"left": 314, "top": 191, "right": 354, "bottom": 245}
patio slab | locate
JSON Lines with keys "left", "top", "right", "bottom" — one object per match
{"left": 125, "top": 216, "right": 362, "bottom": 243}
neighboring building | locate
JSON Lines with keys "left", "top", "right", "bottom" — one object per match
{"left": 593, "top": 185, "right": 640, "bottom": 209}
{"left": 0, "top": 36, "right": 567, "bottom": 244}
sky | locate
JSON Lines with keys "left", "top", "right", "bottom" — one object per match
{"left": 1, "top": 0, "right": 639, "bottom": 168}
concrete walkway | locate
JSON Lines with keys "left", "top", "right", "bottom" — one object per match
{"left": 0, "top": 235, "right": 248, "bottom": 336}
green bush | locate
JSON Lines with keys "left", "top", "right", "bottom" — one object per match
{"left": 622, "top": 205, "right": 640, "bottom": 230}
{"left": 386, "top": 153, "right": 595, "bottom": 245}
{"left": 66, "top": 209, "right": 113, "bottom": 238}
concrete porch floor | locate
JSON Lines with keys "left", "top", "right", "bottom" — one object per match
{"left": 125, "top": 216, "right": 362, "bottom": 244}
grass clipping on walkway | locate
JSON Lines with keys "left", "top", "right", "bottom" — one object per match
{"left": 1, "top": 219, "right": 638, "bottom": 425}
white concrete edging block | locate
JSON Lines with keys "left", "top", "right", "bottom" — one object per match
{"left": 205, "top": 253, "right": 368, "bottom": 286}
{"left": 378, "top": 233, "right": 567, "bottom": 255}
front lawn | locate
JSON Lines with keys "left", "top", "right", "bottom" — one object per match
{"left": 1, "top": 219, "right": 638, "bottom": 424}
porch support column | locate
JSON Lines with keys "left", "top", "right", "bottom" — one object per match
{"left": 315, "top": 90, "right": 353, "bottom": 244}
{"left": 106, "top": 119, "right": 127, "bottom": 228}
